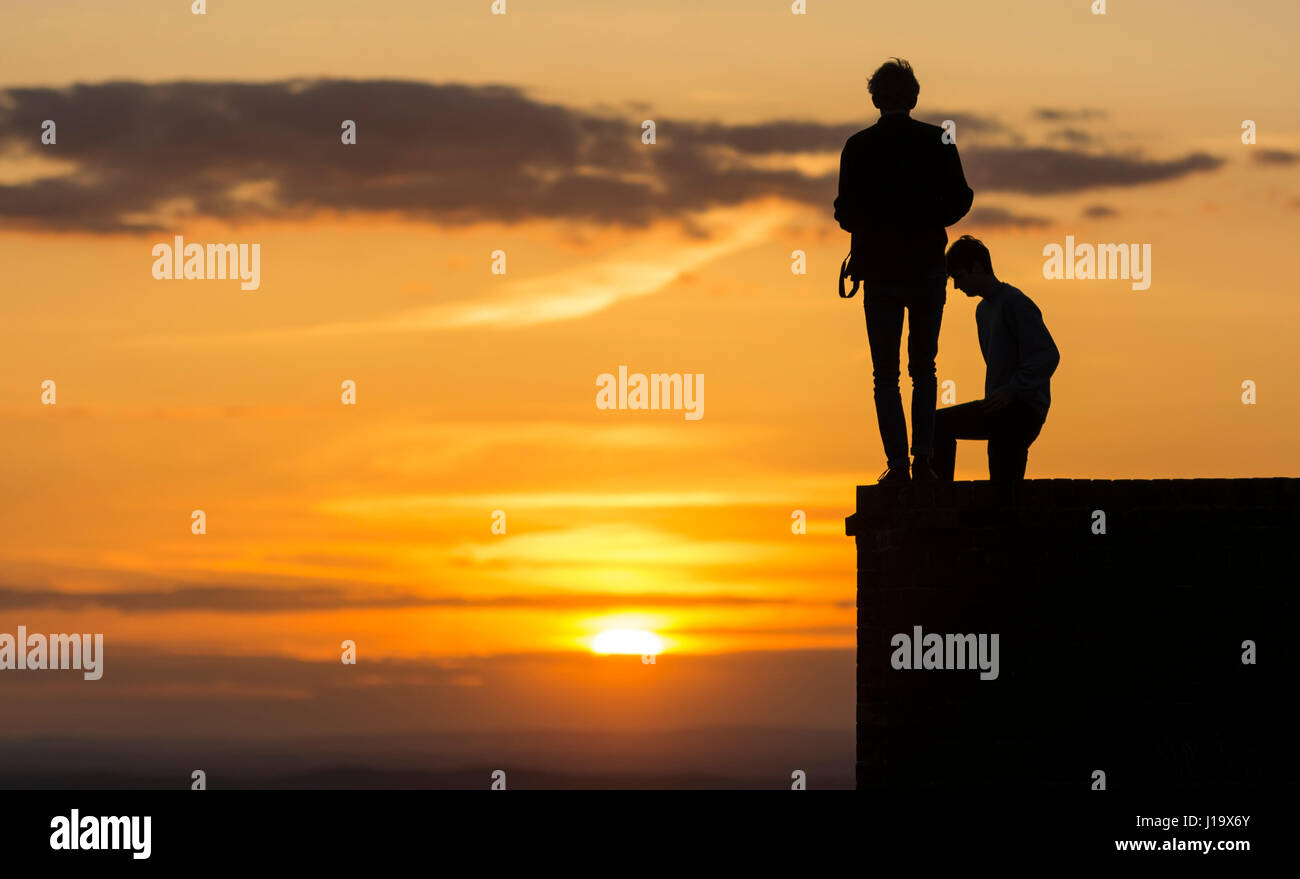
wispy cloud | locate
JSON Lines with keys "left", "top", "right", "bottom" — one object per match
{"left": 317, "top": 488, "right": 802, "bottom": 515}
{"left": 961, "top": 205, "right": 1050, "bottom": 228}
{"left": 1251, "top": 148, "right": 1299, "bottom": 166}
{"left": 136, "top": 204, "right": 792, "bottom": 340}
{"left": 1032, "top": 108, "right": 1108, "bottom": 122}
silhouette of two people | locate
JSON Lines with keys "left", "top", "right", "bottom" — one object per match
{"left": 835, "top": 59, "right": 1059, "bottom": 483}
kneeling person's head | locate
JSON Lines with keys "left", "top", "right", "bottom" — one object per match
{"left": 946, "top": 235, "right": 999, "bottom": 297}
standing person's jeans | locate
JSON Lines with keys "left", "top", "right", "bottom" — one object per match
{"left": 863, "top": 273, "right": 946, "bottom": 470}
{"left": 932, "top": 397, "right": 1046, "bottom": 482}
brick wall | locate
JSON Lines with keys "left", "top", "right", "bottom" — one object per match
{"left": 846, "top": 479, "right": 1293, "bottom": 791}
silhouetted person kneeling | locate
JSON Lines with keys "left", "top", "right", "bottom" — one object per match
{"left": 835, "top": 58, "right": 973, "bottom": 485}
{"left": 935, "top": 236, "right": 1060, "bottom": 482}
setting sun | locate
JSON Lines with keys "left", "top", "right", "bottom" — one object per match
{"left": 591, "top": 629, "right": 665, "bottom": 655}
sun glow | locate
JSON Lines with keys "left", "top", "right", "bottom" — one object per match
{"left": 591, "top": 629, "right": 665, "bottom": 655}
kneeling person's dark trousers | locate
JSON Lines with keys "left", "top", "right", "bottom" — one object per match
{"left": 932, "top": 398, "right": 1046, "bottom": 482}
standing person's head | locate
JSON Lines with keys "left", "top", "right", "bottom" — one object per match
{"left": 946, "top": 235, "right": 1001, "bottom": 298}
{"left": 868, "top": 58, "right": 919, "bottom": 114}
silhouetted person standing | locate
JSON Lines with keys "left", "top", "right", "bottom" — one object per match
{"left": 935, "top": 235, "right": 1060, "bottom": 482}
{"left": 835, "top": 58, "right": 973, "bottom": 484}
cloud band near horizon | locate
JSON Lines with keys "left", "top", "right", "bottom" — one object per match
{"left": 0, "top": 79, "right": 1226, "bottom": 233}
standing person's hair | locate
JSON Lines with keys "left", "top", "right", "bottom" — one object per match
{"left": 868, "top": 58, "right": 920, "bottom": 112}
{"left": 946, "top": 235, "right": 995, "bottom": 276}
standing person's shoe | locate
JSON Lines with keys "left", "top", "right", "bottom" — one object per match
{"left": 877, "top": 465, "right": 911, "bottom": 485}
{"left": 911, "top": 456, "right": 938, "bottom": 482}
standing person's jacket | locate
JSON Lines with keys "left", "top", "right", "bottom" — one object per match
{"left": 834, "top": 114, "right": 974, "bottom": 283}
{"left": 976, "top": 282, "right": 1060, "bottom": 419}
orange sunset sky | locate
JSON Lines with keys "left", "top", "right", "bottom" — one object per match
{"left": 1, "top": 1, "right": 1298, "bottom": 767}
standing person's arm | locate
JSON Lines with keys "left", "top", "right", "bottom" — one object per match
{"left": 935, "top": 141, "right": 973, "bottom": 227}
{"left": 834, "top": 139, "right": 864, "bottom": 232}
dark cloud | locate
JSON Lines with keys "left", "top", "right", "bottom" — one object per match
{"left": 961, "top": 145, "right": 1223, "bottom": 194}
{"left": 962, "top": 206, "right": 1051, "bottom": 228}
{"left": 0, "top": 80, "right": 1224, "bottom": 232}
{"left": 0, "top": 79, "right": 648, "bottom": 232}
{"left": 0, "top": 584, "right": 838, "bottom": 613}
{"left": 1251, "top": 148, "right": 1299, "bottom": 165}
{"left": 1082, "top": 204, "right": 1118, "bottom": 218}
